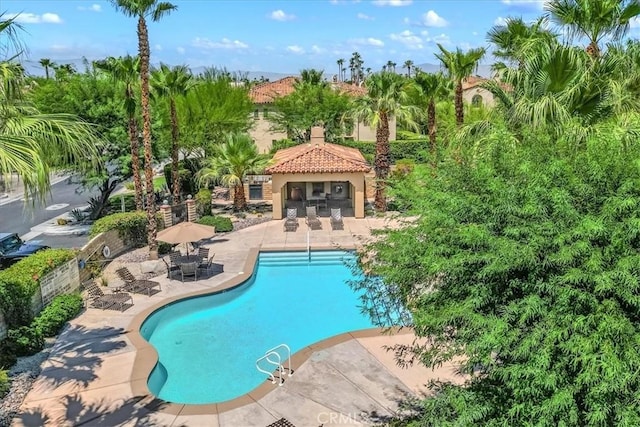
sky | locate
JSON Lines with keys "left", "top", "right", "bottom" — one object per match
{"left": 5, "top": 0, "right": 640, "bottom": 76}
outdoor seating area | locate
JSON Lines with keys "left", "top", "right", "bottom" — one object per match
{"left": 305, "top": 206, "right": 322, "bottom": 230}
{"left": 115, "top": 267, "right": 162, "bottom": 296}
{"left": 82, "top": 280, "right": 134, "bottom": 311}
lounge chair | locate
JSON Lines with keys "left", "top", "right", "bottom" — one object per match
{"left": 305, "top": 206, "right": 322, "bottom": 230}
{"left": 284, "top": 208, "right": 298, "bottom": 232}
{"left": 180, "top": 262, "right": 198, "bottom": 282}
{"left": 162, "top": 258, "right": 180, "bottom": 280}
{"left": 330, "top": 208, "right": 344, "bottom": 230}
{"left": 82, "top": 280, "right": 133, "bottom": 311}
{"left": 116, "top": 267, "right": 161, "bottom": 296}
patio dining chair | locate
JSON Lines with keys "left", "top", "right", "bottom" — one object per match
{"left": 180, "top": 262, "right": 198, "bottom": 282}
{"left": 330, "top": 208, "right": 344, "bottom": 230}
{"left": 305, "top": 206, "right": 322, "bottom": 230}
{"left": 197, "top": 247, "right": 210, "bottom": 263}
{"left": 162, "top": 258, "right": 180, "bottom": 280}
{"left": 284, "top": 208, "right": 298, "bottom": 232}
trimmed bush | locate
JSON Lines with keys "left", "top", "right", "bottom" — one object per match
{"left": 0, "top": 369, "right": 8, "bottom": 397}
{"left": 32, "top": 293, "right": 83, "bottom": 337}
{"left": 195, "top": 188, "right": 212, "bottom": 217}
{"left": 197, "top": 215, "right": 233, "bottom": 232}
{"left": 90, "top": 211, "right": 148, "bottom": 245}
{"left": 0, "top": 248, "right": 76, "bottom": 328}
{"left": 6, "top": 326, "right": 44, "bottom": 357}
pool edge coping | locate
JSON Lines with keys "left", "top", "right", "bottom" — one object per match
{"left": 127, "top": 245, "right": 407, "bottom": 416}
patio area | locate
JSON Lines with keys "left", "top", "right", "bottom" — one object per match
{"left": 14, "top": 217, "right": 464, "bottom": 427}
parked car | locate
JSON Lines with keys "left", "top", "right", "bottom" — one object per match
{"left": 0, "top": 233, "right": 50, "bottom": 269}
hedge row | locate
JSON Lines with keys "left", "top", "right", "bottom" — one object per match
{"left": 196, "top": 215, "right": 233, "bottom": 232}
{"left": 90, "top": 211, "right": 150, "bottom": 246}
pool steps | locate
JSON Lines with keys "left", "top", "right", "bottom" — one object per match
{"left": 259, "top": 251, "right": 355, "bottom": 267}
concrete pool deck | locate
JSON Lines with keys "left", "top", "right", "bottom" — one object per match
{"left": 14, "top": 216, "right": 464, "bottom": 427}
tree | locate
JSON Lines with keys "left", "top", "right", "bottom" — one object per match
{"left": 337, "top": 58, "right": 345, "bottom": 82}
{"left": 487, "top": 17, "right": 557, "bottom": 69}
{"left": 39, "top": 58, "right": 54, "bottom": 79}
{"left": 354, "top": 123, "right": 640, "bottom": 426}
{"left": 435, "top": 44, "right": 486, "bottom": 126}
{"left": 151, "top": 63, "right": 192, "bottom": 203}
{"left": 110, "top": 0, "right": 177, "bottom": 260}
{"left": 196, "top": 133, "right": 267, "bottom": 210}
{"left": 413, "top": 71, "right": 450, "bottom": 156}
{"left": 545, "top": 0, "right": 640, "bottom": 58}
{"left": 403, "top": 59, "right": 414, "bottom": 77}
{"left": 299, "top": 68, "right": 325, "bottom": 86}
{"left": 350, "top": 71, "right": 418, "bottom": 212}
{"left": 0, "top": 16, "right": 100, "bottom": 204}
{"left": 94, "top": 55, "right": 144, "bottom": 211}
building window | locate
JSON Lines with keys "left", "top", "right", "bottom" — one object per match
{"left": 312, "top": 182, "right": 324, "bottom": 197}
{"left": 249, "top": 184, "right": 263, "bottom": 200}
{"left": 472, "top": 94, "right": 483, "bottom": 107}
{"left": 254, "top": 109, "right": 259, "bottom": 119}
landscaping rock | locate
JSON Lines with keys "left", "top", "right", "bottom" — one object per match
{"left": 140, "top": 260, "right": 164, "bottom": 274}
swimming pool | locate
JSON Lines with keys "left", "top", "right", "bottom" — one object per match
{"left": 140, "top": 250, "right": 378, "bottom": 404}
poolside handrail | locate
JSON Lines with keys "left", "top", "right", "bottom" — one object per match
{"left": 306, "top": 229, "right": 310, "bottom": 261}
{"left": 256, "top": 351, "right": 283, "bottom": 385}
{"left": 266, "top": 343, "right": 293, "bottom": 378}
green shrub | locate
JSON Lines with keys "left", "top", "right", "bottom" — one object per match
{"left": 0, "top": 340, "right": 17, "bottom": 369}
{"left": 195, "top": 188, "right": 212, "bottom": 217}
{"left": 336, "top": 139, "right": 430, "bottom": 164}
{"left": 32, "top": 293, "right": 83, "bottom": 337}
{"left": 0, "top": 369, "right": 9, "bottom": 397}
{"left": 270, "top": 139, "right": 298, "bottom": 154}
{"left": 90, "top": 211, "right": 148, "bottom": 245}
{"left": 6, "top": 326, "right": 44, "bottom": 356}
{"left": 158, "top": 241, "right": 173, "bottom": 255}
{"left": 0, "top": 248, "right": 76, "bottom": 328}
{"left": 197, "top": 215, "right": 233, "bottom": 232}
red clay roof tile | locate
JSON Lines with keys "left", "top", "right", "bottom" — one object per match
{"left": 266, "top": 142, "right": 371, "bottom": 174}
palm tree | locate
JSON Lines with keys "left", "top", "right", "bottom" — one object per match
{"left": 196, "top": 133, "right": 267, "bottom": 210}
{"left": 403, "top": 60, "right": 414, "bottom": 77}
{"left": 151, "top": 63, "right": 192, "bottom": 203}
{"left": 545, "top": 0, "right": 640, "bottom": 58}
{"left": 299, "top": 68, "right": 325, "bottom": 86}
{"left": 95, "top": 55, "right": 145, "bottom": 211}
{"left": 351, "top": 51, "right": 363, "bottom": 85}
{"left": 39, "top": 58, "right": 54, "bottom": 79}
{"left": 487, "top": 17, "right": 557, "bottom": 69}
{"left": 350, "top": 72, "right": 419, "bottom": 212}
{"left": 386, "top": 60, "right": 395, "bottom": 73}
{"left": 414, "top": 71, "right": 450, "bottom": 155}
{"left": 435, "top": 44, "right": 486, "bottom": 126}
{"left": 337, "top": 58, "right": 345, "bottom": 82}
{"left": 110, "top": 0, "right": 177, "bottom": 259}
{"left": 1, "top": 18, "right": 100, "bottom": 203}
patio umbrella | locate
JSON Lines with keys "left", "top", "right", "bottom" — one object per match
{"left": 157, "top": 222, "right": 216, "bottom": 254}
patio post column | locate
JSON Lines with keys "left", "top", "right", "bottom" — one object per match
{"left": 186, "top": 195, "right": 196, "bottom": 222}
{"left": 160, "top": 200, "right": 172, "bottom": 227}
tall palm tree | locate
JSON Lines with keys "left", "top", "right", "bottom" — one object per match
{"left": 487, "top": 17, "right": 557, "bottom": 69}
{"left": 545, "top": 0, "right": 640, "bottom": 58}
{"left": 350, "top": 72, "right": 419, "bottom": 212}
{"left": 403, "top": 60, "right": 414, "bottom": 77}
{"left": 151, "top": 63, "right": 192, "bottom": 203}
{"left": 337, "top": 58, "right": 345, "bottom": 82}
{"left": 1, "top": 18, "right": 100, "bottom": 203}
{"left": 299, "top": 68, "right": 325, "bottom": 86}
{"left": 351, "top": 51, "right": 363, "bottom": 85}
{"left": 110, "top": 0, "right": 177, "bottom": 259}
{"left": 95, "top": 55, "right": 145, "bottom": 211}
{"left": 386, "top": 60, "right": 395, "bottom": 73}
{"left": 39, "top": 58, "right": 54, "bottom": 79}
{"left": 435, "top": 44, "right": 486, "bottom": 125}
{"left": 197, "top": 133, "right": 267, "bottom": 210}
{"left": 414, "top": 71, "right": 451, "bottom": 155}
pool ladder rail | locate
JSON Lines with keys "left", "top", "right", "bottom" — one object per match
{"left": 256, "top": 344, "right": 294, "bottom": 386}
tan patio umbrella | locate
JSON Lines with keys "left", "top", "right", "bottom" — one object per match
{"left": 157, "top": 221, "right": 216, "bottom": 248}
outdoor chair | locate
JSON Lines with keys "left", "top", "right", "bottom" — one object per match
{"left": 305, "top": 206, "right": 322, "bottom": 230}
{"left": 82, "top": 280, "right": 133, "bottom": 311}
{"left": 116, "top": 267, "right": 161, "bottom": 296}
{"left": 284, "top": 208, "right": 298, "bottom": 232}
{"left": 197, "top": 247, "right": 210, "bottom": 264}
{"left": 169, "top": 251, "right": 182, "bottom": 267}
{"left": 197, "top": 255, "right": 218, "bottom": 277}
{"left": 180, "top": 262, "right": 198, "bottom": 282}
{"left": 162, "top": 258, "right": 180, "bottom": 280}
{"left": 330, "top": 208, "right": 344, "bottom": 230}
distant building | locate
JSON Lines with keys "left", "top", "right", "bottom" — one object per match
{"left": 462, "top": 76, "right": 506, "bottom": 108}
{"left": 248, "top": 77, "right": 396, "bottom": 153}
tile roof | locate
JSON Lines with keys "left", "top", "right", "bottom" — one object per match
{"left": 249, "top": 77, "right": 367, "bottom": 104}
{"left": 462, "top": 76, "right": 488, "bottom": 90}
{"left": 266, "top": 142, "right": 371, "bottom": 174}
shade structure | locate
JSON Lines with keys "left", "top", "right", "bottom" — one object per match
{"left": 156, "top": 221, "right": 216, "bottom": 244}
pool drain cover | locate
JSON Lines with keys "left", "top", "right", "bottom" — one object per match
{"left": 266, "top": 418, "right": 296, "bottom": 427}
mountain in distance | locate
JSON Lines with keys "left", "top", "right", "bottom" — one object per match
{"left": 414, "top": 62, "right": 493, "bottom": 78}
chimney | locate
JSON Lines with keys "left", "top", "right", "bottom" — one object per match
{"left": 310, "top": 126, "right": 325, "bottom": 145}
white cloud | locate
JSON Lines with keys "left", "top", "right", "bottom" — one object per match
{"left": 390, "top": 30, "right": 423, "bottom": 49}
{"left": 494, "top": 16, "right": 508, "bottom": 26}
{"left": 78, "top": 4, "right": 102, "bottom": 12}
{"left": 311, "top": 45, "right": 326, "bottom": 54}
{"left": 432, "top": 33, "right": 451, "bottom": 45}
{"left": 357, "top": 12, "right": 374, "bottom": 20}
{"left": 350, "top": 37, "right": 385, "bottom": 47}
{"left": 192, "top": 37, "right": 249, "bottom": 50}
{"left": 373, "top": 0, "right": 412, "bottom": 6}
{"left": 154, "top": 44, "right": 163, "bottom": 51}
{"left": 176, "top": 47, "right": 186, "bottom": 54}
{"left": 421, "top": 10, "right": 448, "bottom": 27}
{"left": 287, "top": 45, "right": 305, "bottom": 54}
{"left": 7, "top": 12, "right": 62, "bottom": 24}
{"left": 472, "top": 31, "right": 479, "bottom": 36}
{"left": 631, "top": 17, "right": 640, "bottom": 28}
{"left": 269, "top": 10, "right": 295, "bottom": 21}
{"left": 501, "top": 0, "right": 546, "bottom": 11}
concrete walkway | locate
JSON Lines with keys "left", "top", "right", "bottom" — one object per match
{"left": 15, "top": 217, "right": 463, "bottom": 427}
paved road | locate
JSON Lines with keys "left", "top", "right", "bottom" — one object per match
{"left": 0, "top": 180, "right": 99, "bottom": 247}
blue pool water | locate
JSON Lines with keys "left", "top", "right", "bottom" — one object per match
{"left": 140, "top": 250, "right": 377, "bottom": 404}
